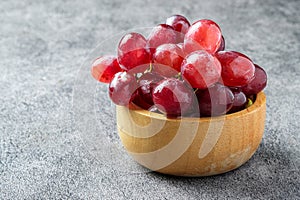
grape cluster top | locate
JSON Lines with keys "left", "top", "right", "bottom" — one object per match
{"left": 91, "top": 14, "right": 267, "bottom": 118}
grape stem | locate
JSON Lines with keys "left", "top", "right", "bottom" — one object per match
{"left": 175, "top": 72, "right": 182, "bottom": 80}
{"left": 149, "top": 62, "right": 153, "bottom": 72}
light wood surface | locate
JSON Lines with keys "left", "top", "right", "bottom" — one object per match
{"left": 116, "top": 92, "right": 266, "bottom": 176}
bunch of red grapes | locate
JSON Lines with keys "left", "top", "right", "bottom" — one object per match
{"left": 91, "top": 15, "right": 267, "bottom": 118}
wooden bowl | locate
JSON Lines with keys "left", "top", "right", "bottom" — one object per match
{"left": 116, "top": 92, "right": 266, "bottom": 176}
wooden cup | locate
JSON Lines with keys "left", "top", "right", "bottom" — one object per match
{"left": 116, "top": 92, "right": 266, "bottom": 176}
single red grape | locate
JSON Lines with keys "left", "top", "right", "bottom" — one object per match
{"left": 216, "top": 51, "right": 255, "bottom": 87}
{"left": 131, "top": 90, "right": 153, "bottom": 110}
{"left": 109, "top": 72, "right": 138, "bottom": 106}
{"left": 183, "top": 19, "right": 222, "bottom": 55}
{"left": 118, "top": 32, "right": 150, "bottom": 73}
{"left": 152, "top": 78, "right": 195, "bottom": 116}
{"left": 147, "top": 24, "right": 177, "bottom": 55}
{"left": 166, "top": 14, "right": 190, "bottom": 43}
{"left": 181, "top": 50, "right": 222, "bottom": 89}
{"left": 196, "top": 83, "right": 234, "bottom": 117}
{"left": 91, "top": 55, "right": 122, "bottom": 83}
{"left": 133, "top": 72, "right": 165, "bottom": 109}
{"left": 228, "top": 89, "right": 247, "bottom": 113}
{"left": 153, "top": 43, "right": 184, "bottom": 77}
{"left": 241, "top": 64, "right": 267, "bottom": 96}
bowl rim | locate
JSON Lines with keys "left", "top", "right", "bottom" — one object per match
{"left": 125, "top": 92, "right": 266, "bottom": 122}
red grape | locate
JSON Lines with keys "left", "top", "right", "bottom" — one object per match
{"left": 152, "top": 78, "right": 195, "bottom": 116}
{"left": 196, "top": 83, "right": 234, "bottom": 117}
{"left": 147, "top": 24, "right": 178, "bottom": 55}
{"left": 183, "top": 19, "right": 222, "bottom": 55}
{"left": 137, "top": 72, "right": 164, "bottom": 105}
{"left": 109, "top": 72, "right": 138, "bottom": 106}
{"left": 166, "top": 14, "right": 190, "bottom": 43}
{"left": 181, "top": 50, "right": 222, "bottom": 89}
{"left": 131, "top": 90, "right": 153, "bottom": 110}
{"left": 241, "top": 64, "right": 267, "bottom": 96}
{"left": 228, "top": 89, "right": 247, "bottom": 113}
{"left": 91, "top": 55, "right": 122, "bottom": 83}
{"left": 216, "top": 51, "right": 255, "bottom": 87}
{"left": 118, "top": 32, "right": 150, "bottom": 73}
{"left": 153, "top": 43, "right": 184, "bottom": 77}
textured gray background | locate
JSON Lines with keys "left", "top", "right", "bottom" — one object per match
{"left": 0, "top": 0, "right": 299, "bottom": 199}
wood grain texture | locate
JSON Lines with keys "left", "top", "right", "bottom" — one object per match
{"left": 117, "top": 92, "right": 266, "bottom": 176}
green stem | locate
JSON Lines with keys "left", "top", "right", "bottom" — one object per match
{"left": 150, "top": 62, "right": 153, "bottom": 72}
{"left": 245, "top": 98, "right": 253, "bottom": 108}
{"left": 175, "top": 72, "right": 182, "bottom": 80}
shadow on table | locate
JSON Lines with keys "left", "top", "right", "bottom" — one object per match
{"left": 148, "top": 142, "right": 299, "bottom": 199}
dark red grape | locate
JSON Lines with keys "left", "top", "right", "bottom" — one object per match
{"left": 118, "top": 32, "right": 150, "bottom": 73}
{"left": 196, "top": 83, "right": 234, "bottom": 117}
{"left": 241, "top": 64, "right": 267, "bottom": 96}
{"left": 147, "top": 24, "right": 178, "bottom": 55}
{"left": 183, "top": 19, "right": 222, "bottom": 55}
{"left": 181, "top": 50, "right": 221, "bottom": 89}
{"left": 91, "top": 55, "right": 122, "bottom": 83}
{"left": 109, "top": 72, "right": 138, "bottom": 106}
{"left": 216, "top": 51, "right": 255, "bottom": 87}
{"left": 166, "top": 14, "right": 190, "bottom": 43}
{"left": 153, "top": 43, "right": 184, "bottom": 77}
{"left": 228, "top": 90, "right": 247, "bottom": 113}
{"left": 137, "top": 72, "right": 164, "bottom": 106}
{"left": 131, "top": 90, "right": 153, "bottom": 110}
{"left": 152, "top": 78, "right": 195, "bottom": 116}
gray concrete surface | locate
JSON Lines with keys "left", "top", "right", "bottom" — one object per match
{"left": 0, "top": 0, "right": 299, "bottom": 199}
